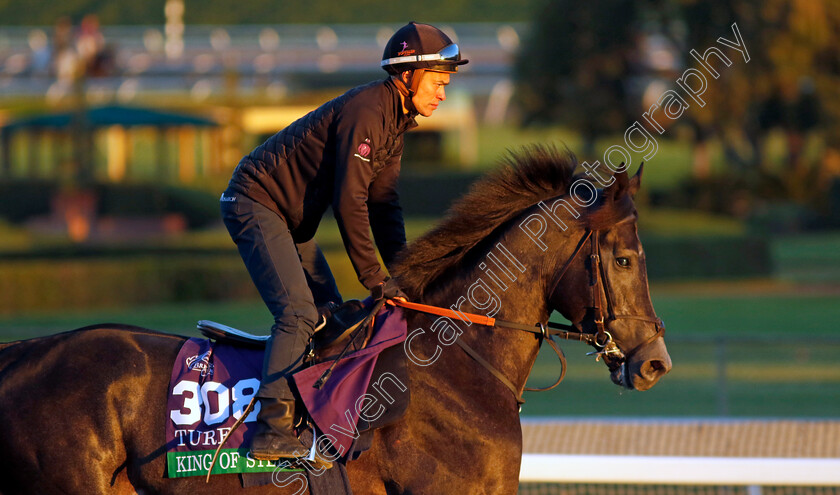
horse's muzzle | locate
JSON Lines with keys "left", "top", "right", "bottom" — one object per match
{"left": 611, "top": 337, "right": 671, "bottom": 391}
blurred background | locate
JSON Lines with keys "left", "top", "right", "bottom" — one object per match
{"left": 0, "top": 0, "right": 838, "bottom": 491}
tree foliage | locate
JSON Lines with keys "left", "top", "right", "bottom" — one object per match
{"left": 513, "top": 0, "right": 641, "bottom": 144}
{"left": 515, "top": 0, "right": 840, "bottom": 169}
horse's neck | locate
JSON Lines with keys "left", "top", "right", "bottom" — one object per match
{"left": 414, "top": 230, "right": 554, "bottom": 401}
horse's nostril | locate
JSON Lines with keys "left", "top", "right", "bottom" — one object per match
{"left": 647, "top": 359, "right": 671, "bottom": 376}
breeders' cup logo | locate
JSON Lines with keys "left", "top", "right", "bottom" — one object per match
{"left": 185, "top": 349, "right": 214, "bottom": 378}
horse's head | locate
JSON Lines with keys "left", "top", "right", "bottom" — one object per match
{"left": 548, "top": 165, "right": 671, "bottom": 391}
{"left": 394, "top": 146, "right": 670, "bottom": 393}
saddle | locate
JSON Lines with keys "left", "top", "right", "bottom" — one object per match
{"left": 197, "top": 299, "right": 376, "bottom": 362}
{"left": 196, "top": 299, "right": 410, "bottom": 458}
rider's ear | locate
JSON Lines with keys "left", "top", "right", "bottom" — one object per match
{"left": 400, "top": 70, "right": 412, "bottom": 85}
{"left": 628, "top": 163, "right": 643, "bottom": 197}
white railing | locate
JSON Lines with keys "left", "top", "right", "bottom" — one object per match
{"left": 520, "top": 454, "right": 840, "bottom": 492}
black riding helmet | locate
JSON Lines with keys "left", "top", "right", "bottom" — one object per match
{"left": 381, "top": 22, "right": 468, "bottom": 98}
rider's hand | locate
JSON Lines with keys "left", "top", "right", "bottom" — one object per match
{"left": 371, "top": 277, "right": 407, "bottom": 302}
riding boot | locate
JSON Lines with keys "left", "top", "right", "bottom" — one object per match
{"left": 249, "top": 396, "right": 304, "bottom": 460}
{"left": 249, "top": 397, "right": 335, "bottom": 469}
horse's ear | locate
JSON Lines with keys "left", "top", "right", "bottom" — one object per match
{"left": 603, "top": 163, "right": 629, "bottom": 201}
{"left": 629, "top": 162, "right": 644, "bottom": 197}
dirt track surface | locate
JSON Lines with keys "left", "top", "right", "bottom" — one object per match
{"left": 522, "top": 419, "right": 840, "bottom": 457}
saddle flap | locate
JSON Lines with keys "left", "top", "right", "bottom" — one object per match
{"left": 197, "top": 320, "right": 269, "bottom": 349}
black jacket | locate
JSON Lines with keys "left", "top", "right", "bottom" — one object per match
{"left": 226, "top": 78, "right": 417, "bottom": 289}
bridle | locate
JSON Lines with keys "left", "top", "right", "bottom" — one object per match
{"left": 207, "top": 228, "right": 666, "bottom": 478}
{"left": 393, "top": 228, "right": 665, "bottom": 406}
{"left": 547, "top": 229, "right": 666, "bottom": 363}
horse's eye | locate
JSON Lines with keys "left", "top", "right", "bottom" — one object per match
{"left": 616, "top": 257, "right": 631, "bottom": 268}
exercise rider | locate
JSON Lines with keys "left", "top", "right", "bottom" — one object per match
{"left": 220, "top": 22, "right": 468, "bottom": 462}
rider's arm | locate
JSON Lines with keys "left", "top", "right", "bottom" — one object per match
{"left": 332, "top": 105, "right": 389, "bottom": 290}
{"left": 368, "top": 145, "right": 406, "bottom": 271}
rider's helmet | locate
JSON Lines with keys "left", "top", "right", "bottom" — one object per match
{"left": 381, "top": 22, "right": 468, "bottom": 97}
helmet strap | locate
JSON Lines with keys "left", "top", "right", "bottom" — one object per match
{"left": 408, "top": 69, "right": 426, "bottom": 98}
{"left": 393, "top": 69, "right": 425, "bottom": 99}
{"left": 392, "top": 70, "right": 423, "bottom": 114}
{"left": 392, "top": 73, "right": 411, "bottom": 98}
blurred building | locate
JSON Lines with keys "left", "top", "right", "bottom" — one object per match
{"left": 0, "top": 23, "right": 524, "bottom": 172}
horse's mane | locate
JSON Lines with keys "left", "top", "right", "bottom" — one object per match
{"left": 392, "top": 145, "right": 579, "bottom": 297}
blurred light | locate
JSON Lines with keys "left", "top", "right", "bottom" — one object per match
{"left": 376, "top": 27, "right": 394, "bottom": 48}
{"left": 484, "top": 78, "right": 513, "bottom": 124}
{"left": 641, "top": 79, "right": 668, "bottom": 114}
{"left": 86, "top": 83, "right": 114, "bottom": 105}
{"left": 643, "top": 34, "right": 677, "bottom": 71}
{"left": 165, "top": 22, "right": 184, "bottom": 38}
{"left": 164, "top": 0, "right": 185, "bottom": 60}
{"left": 259, "top": 28, "right": 280, "bottom": 52}
{"left": 497, "top": 25, "right": 519, "bottom": 52}
{"left": 193, "top": 53, "right": 216, "bottom": 74}
{"left": 191, "top": 79, "right": 213, "bottom": 101}
{"left": 266, "top": 80, "right": 288, "bottom": 101}
{"left": 253, "top": 53, "right": 275, "bottom": 74}
{"left": 143, "top": 29, "right": 164, "bottom": 53}
{"left": 318, "top": 53, "right": 340, "bottom": 73}
{"left": 3, "top": 54, "right": 28, "bottom": 75}
{"left": 127, "top": 53, "right": 152, "bottom": 74}
{"left": 210, "top": 29, "right": 231, "bottom": 51}
{"left": 440, "top": 25, "right": 458, "bottom": 44}
{"left": 165, "top": 38, "right": 184, "bottom": 60}
{"left": 28, "top": 29, "right": 48, "bottom": 52}
{"left": 316, "top": 27, "right": 338, "bottom": 51}
{"left": 165, "top": 0, "right": 184, "bottom": 17}
{"left": 117, "top": 79, "right": 139, "bottom": 102}
{"left": 45, "top": 81, "right": 70, "bottom": 104}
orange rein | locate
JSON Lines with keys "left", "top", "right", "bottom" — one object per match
{"left": 389, "top": 299, "right": 496, "bottom": 327}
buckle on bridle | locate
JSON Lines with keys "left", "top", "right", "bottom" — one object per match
{"left": 587, "top": 331, "right": 624, "bottom": 362}
{"left": 594, "top": 329, "right": 611, "bottom": 348}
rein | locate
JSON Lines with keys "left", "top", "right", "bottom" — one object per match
{"left": 392, "top": 300, "right": 583, "bottom": 405}
{"left": 392, "top": 228, "right": 665, "bottom": 406}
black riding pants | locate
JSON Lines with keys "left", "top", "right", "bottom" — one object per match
{"left": 221, "top": 192, "right": 342, "bottom": 400}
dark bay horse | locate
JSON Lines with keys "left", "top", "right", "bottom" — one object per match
{"left": 0, "top": 147, "right": 671, "bottom": 494}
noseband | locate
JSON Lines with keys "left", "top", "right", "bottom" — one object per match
{"left": 393, "top": 228, "right": 665, "bottom": 406}
{"left": 548, "top": 229, "right": 666, "bottom": 363}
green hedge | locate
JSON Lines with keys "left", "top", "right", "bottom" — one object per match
{"left": 0, "top": 176, "right": 478, "bottom": 227}
{"left": 0, "top": 181, "right": 220, "bottom": 228}
{"left": 0, "top": 234, "right": 774, "bottom": 314}
{"left": 0, "top": 255, "right": 258, "bottom": 314}
{"left": 642, "top": 235, "right": 773, "bottom": 280}
{"left": 0, "top": 246, "right": 370, "bottom": 314}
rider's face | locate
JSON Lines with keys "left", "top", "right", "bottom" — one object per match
{"left": 408, "top": 71, "right": 450, "bottom": 117}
